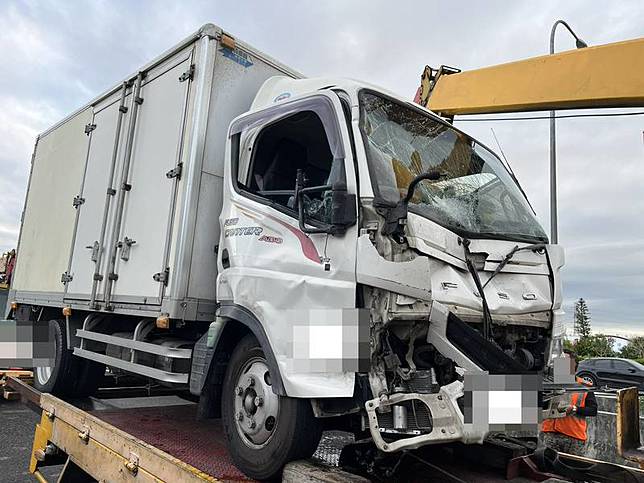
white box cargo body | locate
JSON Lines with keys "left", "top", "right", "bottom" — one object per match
{"left": 10, "top": 24, "right": 301, "bottom": 321}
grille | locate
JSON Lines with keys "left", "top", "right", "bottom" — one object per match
{"left": 408, "top": 369, "right": 437, "bottom": 394}
{"left": 377, "top": 400, "right": 433, "bottom": 433}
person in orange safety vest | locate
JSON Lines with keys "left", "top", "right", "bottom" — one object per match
{"left": 541, "top": 349, "right": 597, "bottom": 455}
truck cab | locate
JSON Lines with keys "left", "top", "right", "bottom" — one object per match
{"left": 208, "top": 77, "right": 565, "bottom": 475}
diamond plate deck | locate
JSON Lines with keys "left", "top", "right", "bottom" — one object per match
{"left": 93, "top": 404, "right": 254, "bottom": 481}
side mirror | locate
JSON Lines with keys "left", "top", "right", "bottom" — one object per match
{"left": 328, "top": 184, "right": 357, "bottom": 234}
{"left": 295, "top": 170, "right": 356, "bottom": 235}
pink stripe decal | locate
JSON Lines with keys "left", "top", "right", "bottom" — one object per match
{"left": 232, "top": 202, "right": 321, "bottom": 264}
{"left": 265, "top": 214, "right": 321, "bottom": 264}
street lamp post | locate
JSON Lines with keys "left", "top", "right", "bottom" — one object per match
{"left": 549, "top": 20, "right": 587, "bottom": 244}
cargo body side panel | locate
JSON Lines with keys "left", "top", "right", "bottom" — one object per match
{"left": 184, "top": 41, "right": 300, "bottom": 304}
{"left": 11, "top": 25, "right": 302, "bottom": 321}
{"left": 11, "top": 108, "right": 93, "bottom": 295}
{"left": 109, "top": 56, "right": 193, "bottom": 304}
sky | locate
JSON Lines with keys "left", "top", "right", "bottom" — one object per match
{"left": 0, "top": 0, "right": 643, "bottom": 337}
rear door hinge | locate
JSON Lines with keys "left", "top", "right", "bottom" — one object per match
{"left": 84, "top": 123, "right": 96, "bottom": 135}
{"left": 166, "top": 163, "right": 183, "bottom": 180}
{"left": 72, "top": 195, "right": 85, "bottom": 208}
{"left": 153, "top": 267, "right": 169, "bottom": 286}
{"left": 61, "top": 272, "right": 73, "bottom": 284}
{"left": 179, "top": 64, "right": 195, "bottom": 82}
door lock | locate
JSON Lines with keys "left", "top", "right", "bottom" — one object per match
{"left": 118, "top": 237, "right": 137, "bottom": 261}
{"left": 85, "top": 241, "right": 100, "bottom": 262}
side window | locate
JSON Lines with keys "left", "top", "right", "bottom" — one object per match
{"left": 613, "top": 361, "right": 630, "bottom": 371}
{"left": 237, "top": 110, "right": 340, "bottom": 224}
{"left": 595, "top": 359, "right": 611, "bottom": 369}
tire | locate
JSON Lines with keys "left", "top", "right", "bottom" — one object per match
{"left": 578, "top": 372, "right": 598, "bottom": 387}
{"left": 221, "top": 335, "right": 322, "bottom": 480}
{"left": 33, "top": 319, "right": 105, "bottom": 397}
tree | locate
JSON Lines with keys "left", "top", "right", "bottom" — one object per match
{"left": 574, "top": 298, "right": 592, "bottom": 339}
{"left": 575, "top": 334, "right": 615, "bottom": 358}
{"left": 620, "top": 336, "right": 644, "bottom": 360}
{"left": 563, "top": 338, "right": 575, "bottom": 352}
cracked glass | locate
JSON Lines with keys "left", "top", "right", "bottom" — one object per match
{"left": 359, "top": 92, "right": 547, "bottom": 243}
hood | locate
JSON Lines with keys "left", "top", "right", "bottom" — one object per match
{"left": 405, "top": 213, "right": 565, "bottom": 315}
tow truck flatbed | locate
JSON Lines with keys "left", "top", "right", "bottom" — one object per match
{"left": 6, "top": 376, "right": 644, "bottom": 482}
{"left": 6, "top": 377, "right": 366, "bottom": 482}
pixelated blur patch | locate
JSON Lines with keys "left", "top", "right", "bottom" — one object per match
{"left": 464, "top": 373, "right": 541, "bottom": 432}
{"left": 552, "top": 355, "right": 576, "bottom": 383}
{"left": 0, "top": 318, "right": 55, "bottom": 368}
{"left": 489, "top": 390, "right": 522, "bottom": 424}
{"left": 288, "top": 308, "right": 370, "bottom": 373}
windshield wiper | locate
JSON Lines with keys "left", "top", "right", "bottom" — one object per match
{"left": 461, "top": 238, "right": 494, "bottom": 341}
{"left": 461, "top": 238, "right": 546, "bottom": 342}
{"left": 481, "top": 242, "right": 546, "bottom": 289}
{"left": 382, "top": 170, "right": 441, "bottom": 241}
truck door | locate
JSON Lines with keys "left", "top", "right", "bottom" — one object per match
{"left": 220, "top": 92, "right": 359, "bottom": 397}
{"left": 65, "top": 88, "right": 132, "bottom": 301}
{"left": 107, "top": 57, "right": 192, "bottom": 305}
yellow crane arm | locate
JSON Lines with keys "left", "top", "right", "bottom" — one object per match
{"left": 418, "top": 37, "right": 644, "bottom": 116}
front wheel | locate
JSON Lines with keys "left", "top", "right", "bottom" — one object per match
{"left": 221, "top": 335, "right": 322, "bottom": 480}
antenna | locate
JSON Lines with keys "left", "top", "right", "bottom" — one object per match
{"left": 490, "top": 128, "right": 537, "bottom": 215}
{"left": 491, "top": 128, "right": 511, "bottom": 170}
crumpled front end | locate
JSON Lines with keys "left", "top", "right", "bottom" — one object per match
{"left": 356, "top": 206, "right": 566, "bottom": 452}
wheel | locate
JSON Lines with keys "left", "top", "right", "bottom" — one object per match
{"left": 578, "top": 372, "right": 598, "bottom": 387}
{"left": 33, "top": 319, "right": 105, "bottom": 397}
{"left": 221, "top": 335, "right": 322, "bottom": 480}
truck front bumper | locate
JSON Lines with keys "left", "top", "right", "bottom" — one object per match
{"left": 365, "top": 380, "right": 575, "bottom": 453}
{"left": 365, "top": 380, "right": 485, "bottom": 453}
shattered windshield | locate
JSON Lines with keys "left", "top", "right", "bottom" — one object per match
{"left": 358, "top": 91, "right": 548, "bottom": 243}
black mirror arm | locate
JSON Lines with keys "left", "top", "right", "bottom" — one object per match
{"left": 403, "top": 171, "right": 441, "bottom": 203}
{"left": 382, "top": 170, "right": 441, "bottom": 238}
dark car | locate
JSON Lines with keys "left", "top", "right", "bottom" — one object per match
{"left": 576, "top": 357, "right": 644, "bottom": 390}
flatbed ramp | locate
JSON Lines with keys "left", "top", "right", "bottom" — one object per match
{"left": 33, "top": 393, "right": 235, "bottom": 482}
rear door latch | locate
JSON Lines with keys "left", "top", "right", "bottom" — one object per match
{"left": 118, "top": 237, "right": 137, "bottom": 261}
{"left": 85, "top": 241, "right": 100, "bottom": 262}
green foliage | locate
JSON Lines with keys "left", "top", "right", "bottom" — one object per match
{"left": 574, "top": 334, "right": 616, "bottom": 358}
{"left": 574, "top": 298, "right": 592, "bottom": 338}
{"left": 620, "top": 337, "right": 644, "bottom": 360}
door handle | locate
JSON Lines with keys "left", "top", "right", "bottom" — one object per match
{"left": 86, "top": 241, "right": 100, "bottom": 262}
{"left": 118, "top": 237, "right": 137, "bottom": 261}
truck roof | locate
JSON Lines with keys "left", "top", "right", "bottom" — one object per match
{"left": 250, "top": 75, "right": 433, "bottom": 115}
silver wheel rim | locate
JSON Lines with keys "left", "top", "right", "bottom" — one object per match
{"left": 582, "top": 375, "right": 594, "bottom": 386}
{"left": 233, "top": 357, "right": 280, "bottom": 449}
{"left": 36, "top": 365, "right": 53, "bottom": 385}
{"left": 36, "top": 326, "right": 56, "bottom": 385}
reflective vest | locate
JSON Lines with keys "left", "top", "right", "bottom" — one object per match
{"left": 542, "top": 391, "right": 589, "bottom": 441}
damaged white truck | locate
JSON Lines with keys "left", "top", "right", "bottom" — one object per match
{"left": 8, "top": 24, "right": 567, "bottom": 479}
